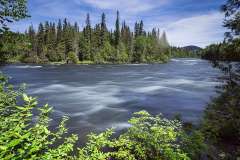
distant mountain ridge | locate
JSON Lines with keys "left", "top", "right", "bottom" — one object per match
{"left": 182, "top": 45, "right": 202, "bottom": 52}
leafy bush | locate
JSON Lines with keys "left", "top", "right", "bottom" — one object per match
{"left": 0, "top": 74, "right": 78, "bottom": 160}
{"left": 67, "top": 51, "right": 79, "bottom": 64}
{"left": 78, "top": 111, "right": 192, "bottom": 160}
{"left": 202, "top": 83, "right": 240, "bottom": 158}
{"left": 0, "top": 74, "right": 205, "bottom": 159}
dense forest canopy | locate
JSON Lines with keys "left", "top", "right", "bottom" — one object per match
{"left": 0, "top": 11, "right": 176, "bottom": 64}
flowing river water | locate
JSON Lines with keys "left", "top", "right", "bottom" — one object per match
{"left": 1, "top": 58, "right": 222, "bottom": 142}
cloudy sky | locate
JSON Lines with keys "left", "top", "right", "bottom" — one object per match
{"left": 10, "top": 0, "right": 227, "bottom": 47}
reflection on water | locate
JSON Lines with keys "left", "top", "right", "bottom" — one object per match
{"left": 1, "top": 58, "right": 222, "bottom": 141}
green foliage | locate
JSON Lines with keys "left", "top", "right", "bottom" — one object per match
{"left": 78, "top": 111, "right": 192, "bottom": 160}
{"left": 0, "top": 0, "right": 29, "bottom": 32}
{"left": 201, "top": 38, "right": 240, "bottom": 61}
{"left": 113, "top": 111, "right": 190, "bottom": 160}
{"left": 67, "top": 51, "right": 79, "bottom": 64}
{"left": 202, "top": 79, "right": 240, "bottom": 158}
{"left": 181, "top": 130, "right": 206, "bottom": 159}
{"left": 133, "top": 36, "right": 147, "bottom": 62}
{"left": 221, "top": 0, "right": 240, "bottom": 40}
{"left": 0, "top": 31, "right": 30, "bottom": 63}
{"left": 0, "top": 74, "right": 78, "bottom": 160}
{"left": 171, "top": 47, "right": 200, "bottom": 58}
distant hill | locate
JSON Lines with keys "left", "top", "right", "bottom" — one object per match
{"left": 182, "top": 45, "right": 202, "bottom": 52}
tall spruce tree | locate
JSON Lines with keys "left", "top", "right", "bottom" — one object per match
{"left": 37, "top": 23, "right": 45, "bottom": 59}
{"left": 134, "top": 22, "right": 140, "bottom": 37}
{"left": 27, "top": 24, "right": 37, "bottom": 56}
{"left": 159, "top": 31, "right": 169, "bottom": 48}
{"left": 114, "top": 11, "right": 120, "bottom": 47}
{"left": 56, "top": 20, "right": 62, "bottom": 43}
{"left": 100, "top": 13, "right": 107, "bottom": 46}
{"left": 83, "top": 13, "right": 92, "bottom": 60}
{"left": 139, "top": 20, "right": 144, "bottom": 36}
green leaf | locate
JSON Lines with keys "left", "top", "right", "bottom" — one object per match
{"left": 7, "top": 139, "right": 21, "bottom": 148}
{"left": 22, "top": 93, "right": 29, "bottom": 102}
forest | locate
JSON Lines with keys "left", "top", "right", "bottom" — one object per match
{"left": 0, "top": 11, "right": 173, "bottom": 64}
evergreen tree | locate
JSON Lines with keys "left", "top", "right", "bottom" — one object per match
{"left": 44, "top": 21, "right": 50, "bottom": 45}
{"left": 37, "top": 23, "right": 45, "bottom": 59}
{"left": 121, "top": 21, "right": 133, "bottom": 57}
{"left": 114, "top": 11, "right": 120, "bottom": 46}
{"left": 139, "top": 20, "right": 144, "bottom": 36}
{"left": 100, "top": 13, "right": 108, "bottom": 46}
{"left": 159, "top": 31, "right": 169, "bottom": 48}
{"left": 151, "top": 28, "right": 158, "bottom": 40}
{"left": 134, "top": 22, "right": 140, "bottom": 37}
{"left": 57, "top": 19, "right": 62, "bottom": 43}
{"left": 63, "top": 18, "right": 68, "bottom": 33}
{"left": 83, "top": 13, "right": 92, "bottom": 60}
{"left": 27, "top": 25, "right": 36, "bottom": 54}
{"left": 74, "top": 22, "right": 79, "bottom": 32}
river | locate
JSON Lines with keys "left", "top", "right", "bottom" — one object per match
{"left": 1, "top": 58, "right": 222, "bottom": 142}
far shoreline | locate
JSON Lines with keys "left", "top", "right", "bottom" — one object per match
{"left": 1, "top": 57, "right": 202, "bottom": 66}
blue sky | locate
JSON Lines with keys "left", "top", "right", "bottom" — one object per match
{"left": 10, "top": 0, "right": 227, "bottom": 47}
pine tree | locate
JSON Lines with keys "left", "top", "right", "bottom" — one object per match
{"left": 63, "top": 18, "right": 68, "bottom": 33}
{"left": 151, "top": 28, "right": 158, "bottom": 40}
{"left": 27, "top": 25, "right": 36, "bottom": 53}
{"left": 114, "top": 11, "right": 120, "bottom": 46}
{"left": 121, "top": 21, "right": 132, "bottom": 57}
{"left": 44, "top": 21, "right": 50, "bottom": 45}
{"left": 93, "top": 24, "right": 101, "bottom": 49}
{"left": 100, "top": 13, "right": 107, "bottom": 46}
{"left": 74, "top": 22, "right": 79, "bottom": 32}
{"left": 61, "top": 18, "right": 73, "bottom": 58}
{"left": 57, "top": 19, "right": 62, "bottom": 43}
{"left": 134, "top": 22, "right": 140, "bottom": 37}
{"left": 139, "top": 20, "right": 144, "bottom": 36}
{"left": 84, "top": 13, "right": 92, "bottom": 42}
{"left": 73, "top": 22, "right": 79, "bottom": 57}
{"left": 83, "top": 13, "right": 92, "bottom": 60}
{"left": 37, "top": 23, "right": 45, "bottom": 59}
{"left": 159, "top": 31, "right": 169, "bottom": 48}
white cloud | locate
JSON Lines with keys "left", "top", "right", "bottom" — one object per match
{"left": 78, "top": 0, "right": 167, "bottom": 13}
{"left": 164, "top": 12, "right": 226, "bottom": 47}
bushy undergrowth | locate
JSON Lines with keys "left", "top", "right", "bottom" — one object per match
{"left": 201, "top": 63, "right": 240, "bottom": 159}
{"left": 0, "top": 74, "right": 205, "bottom": 160}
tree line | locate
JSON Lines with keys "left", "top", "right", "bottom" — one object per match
{"left": 1, "top": 12, "right": 172, "bottom": 64}
{"left": 201, "top": 38, "right": 240, "bottom": 61}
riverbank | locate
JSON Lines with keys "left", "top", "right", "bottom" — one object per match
{"left": 3, "top": 57, "right": 169, "bottom": 65}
